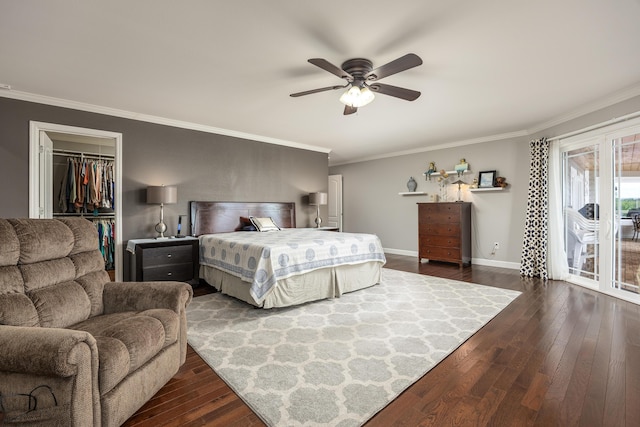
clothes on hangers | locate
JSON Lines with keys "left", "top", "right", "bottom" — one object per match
{"left": 95, "top": 219, "right": 115, "bottom": 270}
{"left": 58, "top": 157, "right": 115, "bottom": 213}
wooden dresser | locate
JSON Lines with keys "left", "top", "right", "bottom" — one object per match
{"left": 418, "top": 202, "right": 471, "bottom": 268}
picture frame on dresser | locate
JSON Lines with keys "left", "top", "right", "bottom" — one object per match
{"left": 478, "top": 170, "right": 496, "bottom": 188}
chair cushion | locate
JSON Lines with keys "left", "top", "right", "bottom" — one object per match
{"left": 0, "top": 219, "right": 19, "bottom": 267}
{"left": 0, "top": 293, "right": 39, "bottom": 327}
{"left": 8, "top": 218, "right": 74, "bottom": 264}
{"left": 71, "top": 309, "right": 180, "bottom": 395}
{"left": 29, "top": 281, "right": 91, "bottom": 328}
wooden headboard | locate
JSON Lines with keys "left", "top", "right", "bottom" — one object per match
{"left": 190, "top": 201, "right": 296, "bottom": 236}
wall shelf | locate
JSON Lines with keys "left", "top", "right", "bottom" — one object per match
{"left": 469, "top": 187, "right": 505, "bottom": 192}
{"left": 398, "top": 191, "right": 428, "bottom": 196}
{"left": 424, "top": 170, "right": 472, "bottom": 178}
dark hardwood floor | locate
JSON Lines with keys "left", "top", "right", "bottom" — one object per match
{"left": 123, "top": 254, "right": 640, "bottom": 426}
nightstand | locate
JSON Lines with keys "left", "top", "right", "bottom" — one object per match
{"left": 315, "top": 226, "right": 340, "bottom": 232}
{"left": 128, "top": 237, "right": 199, "bottom": 285}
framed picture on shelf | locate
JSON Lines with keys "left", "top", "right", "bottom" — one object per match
{"left": 478, "top": 170, "right": 496, "bottom": 188}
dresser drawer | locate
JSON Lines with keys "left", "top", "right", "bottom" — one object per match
{"left": 142, "top": 263, "right": 193, "bottom": 281}
{"left": 419, "top": 203, "right": 461, "bottom": 214}
{"left": 419, "top": 246, "right": 461, "bottom": 262}
{"left": 141, "top": 245, "right": 193, "bottom": 267}
{"left": 419, "top": 235, "right": 461, "bottom": 248}
{"left": 419, "top": 210, "right": 461, "bottom": 223}
{"left": 421, "top": 223, "right": 461, "bottom": 237}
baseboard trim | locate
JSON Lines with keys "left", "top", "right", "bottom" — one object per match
{"left": 383, "top": 248, "right": 520, "bottom": 270}
{"left": 471, "top": 258, "right": 521, "bottom": 270}
{"left": 383, "top": 248, "right": 418, "bottom": 257}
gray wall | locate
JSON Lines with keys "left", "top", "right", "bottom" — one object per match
{"left": 0, "top": 96, "right": 329, "bottom": 268}
{"left": 330, "top": 94, "right": 640, "bottom": 267}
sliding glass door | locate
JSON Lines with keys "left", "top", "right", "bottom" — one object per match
{"left": 561, "top": 120, "right": 640, "bottom": 303}
{"left": 612, "top": 131, "right": 640, "bottom": 294}
{"left": 563, "top": 141, "right": 600, "bottom": 282}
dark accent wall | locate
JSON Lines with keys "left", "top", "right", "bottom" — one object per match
{"left": 0, "top": 96, "right": 328, "bottom": 268}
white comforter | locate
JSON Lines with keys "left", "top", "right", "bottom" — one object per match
{"left": 199, "top": 229, "right": 386, "bottom": 304}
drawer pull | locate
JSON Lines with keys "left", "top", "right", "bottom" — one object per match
{"left": 167, "top": 254, "right": 172, "bottom": 258}
{"left": 167, "top": 272, "right": 172, "bottom": 276}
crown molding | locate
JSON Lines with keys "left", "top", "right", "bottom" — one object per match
{"left": 330, "top": 130, "right": 529, "bottom": 166}
{"left": 331, "top": 82, "right": 640, "bottom": 167}
{"left": 526, "top": 82, "right": 640, "bottom": 135}
{"left": 4, "top": 80, "right": 640, "bottom": 166}
{"left": 0, "top": 89, "right": 332, "bottom": 155}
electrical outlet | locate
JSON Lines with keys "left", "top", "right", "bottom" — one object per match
{"left": 491, "top": 242, "right": 499, "bottom": 255}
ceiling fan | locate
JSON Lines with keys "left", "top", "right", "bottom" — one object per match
{"left": 290, "top": 53, "right": 423, "bottom": 115}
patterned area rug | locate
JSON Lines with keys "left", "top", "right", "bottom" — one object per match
{"left": 187, "top": 268, "right": 521, "bottom": 426}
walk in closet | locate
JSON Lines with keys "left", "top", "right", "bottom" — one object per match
{"left": 30, "top": 122, "right": 123, "bottom": 281}
{"left": 53, "top": 150, "right": 116, "bottom": 276}
{"left": 47, "top": 132, "right": 117, "bottom": 278}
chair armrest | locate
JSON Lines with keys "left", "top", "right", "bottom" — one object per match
{"left": 0, "top": 326, "right": 96, "bottom": 377}
{"left": 103, "top": 281, "right": 193, "bottom": 314}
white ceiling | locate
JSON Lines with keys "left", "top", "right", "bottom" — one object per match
{"left": 2, "top": 0, "right": 640, "bottom": 165}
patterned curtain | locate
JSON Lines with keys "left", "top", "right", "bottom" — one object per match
{"left": 520, "top": 137, "right": 549, "bottom": 279}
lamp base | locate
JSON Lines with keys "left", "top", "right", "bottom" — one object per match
{"left": 155, "top": 221, "right": 168, "bottom": 239}
{"left": 315, "top": 217, "right": 322, "bottom": 228}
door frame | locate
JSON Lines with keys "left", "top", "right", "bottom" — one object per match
{"left": 29, "top": 121, "right": 124, "bottom": 281}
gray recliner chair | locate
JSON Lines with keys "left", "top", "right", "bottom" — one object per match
{"left": 0, "top": 218, "right": 192, "bottom": 426}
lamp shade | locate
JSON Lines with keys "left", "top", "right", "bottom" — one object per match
{"left": 147, "top": 185, "right": 177, "bottom": 204}
{"left": 309, "top": 192, "right": 328, "bottom": 206}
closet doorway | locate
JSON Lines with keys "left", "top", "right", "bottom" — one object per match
{"left": 29, "top": 122, "right": 123, "bottom": 281}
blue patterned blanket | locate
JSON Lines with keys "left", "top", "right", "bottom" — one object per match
{"left": 199, "top": 229, "right": 386, "bottom": 304}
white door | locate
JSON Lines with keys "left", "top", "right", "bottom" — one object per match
{"left": 328, "top": 174, "right": 343, "bottom": 231}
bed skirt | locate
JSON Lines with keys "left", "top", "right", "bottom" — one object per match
{"left": 200, "top": 261, "right": 383, "bottom": 308}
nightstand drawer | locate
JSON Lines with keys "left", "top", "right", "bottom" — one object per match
{"left": 129, "top": 238, "right": 199, "bottom": 285}
{"left": 141, "top": 245, "right": 193, "bottom": 267}
{"left": 142, "top": 263, "right": 193, "bottom": 281}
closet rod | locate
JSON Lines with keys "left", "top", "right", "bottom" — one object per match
{"left": 54, "top": 213, "right": 115, "bottom": 218}
{"left": 53, "top": 149, "right": 114, "bottom": 160}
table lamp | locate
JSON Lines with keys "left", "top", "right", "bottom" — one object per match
{"left": 147, "top": 185, "right": 177, "bottom": 238}
{"left": 309, "top": 192, "right": 328, "bottom": 228}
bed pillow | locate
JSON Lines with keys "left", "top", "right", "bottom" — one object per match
{"left": 249, "top": 216, "right": 281, "bottom": 232}
{"left": 236, "top": 216, "right": 257, "bottom": 231}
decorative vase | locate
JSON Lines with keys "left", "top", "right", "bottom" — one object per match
{"left": 407, "top": 177, "right": 417, "bottom": 192}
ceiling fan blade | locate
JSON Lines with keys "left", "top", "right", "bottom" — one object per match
{"left": 365, "top": 53, "right": 423, "bottom": 81}
{"left": 308, "top": 58, "right": 353, "bottom": 80}
{"left": 369, "top": 83, "right": 421, "bottom": 101}
{"left": 343, "top": 105, "right": 358, "bottom": 115}
{"left": 290, "top": 84, "right": 348, "bottom": 97}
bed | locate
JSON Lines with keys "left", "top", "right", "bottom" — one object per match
{"left": 190, "top": 201, "right": 386, "bottom": 308}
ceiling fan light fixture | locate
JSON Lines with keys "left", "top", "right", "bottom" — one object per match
{"left": 339, "top": 85, "right": 375, "bottom": 108}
